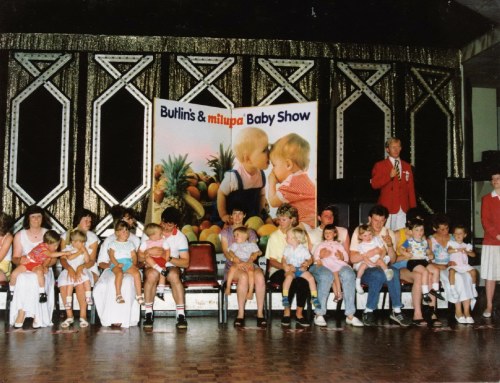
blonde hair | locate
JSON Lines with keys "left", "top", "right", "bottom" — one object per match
{"left": 357, "top": 224, "right": 374, "bottom": 240}
{"left": 43, "top": 230, "right": 61, "bottom": 245}
{"left": 270, "top": 133, "right": 310, "bottom": 170}
{"left": 233, "top": 127, "right": 268, "bottom": 162}
{"left": 69, "top": 229, "right": 87, "bottom": 242}
{"left": 144, "top": 222, "right": 162, "bottom": 237}
{"left": 288, "top": 227, "right": 308, "bottom": 245}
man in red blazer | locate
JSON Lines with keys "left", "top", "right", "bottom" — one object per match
{"left": 371, "top": 137, "right": 416, "bottom": 230}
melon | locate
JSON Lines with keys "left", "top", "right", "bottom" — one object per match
{"left": 185, "top": 231, "right": 198, "bottom": 243}
{"left": 246, "top": 216, "right": 264, "bottom": 232}
{"left": 257, "top": 223, "right": 278, "bottom": 237}
{"left": 209, "top": 225, "right": 222, "bottom": 234}
{"left": 199, "top": 228, "right": 212, "bottom": 242}
{"left": 181, "top": 225, "right": 194, "bottom": 235}
{"left": 207, "top": 233, "right": 222, "bottom": 252}
{"left": 207, "top": 182, "right": 219, "bottom": 200}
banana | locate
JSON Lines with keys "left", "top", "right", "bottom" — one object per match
{"left": 183, "top": 193, "right": 205, "bottom": 219}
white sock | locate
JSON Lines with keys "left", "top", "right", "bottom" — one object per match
{"left": 472, "top": 283, "right": 477, "bottom": 290}
{"left": 356, "top": 278, "right": 362, "bottom": 287}
{"left": 39, "top": 287, "right": 45, "bottom": 294}
{"left": 422, "top": 285, "right": 429, "bottom": 294}
{"left": 9, "top": 285, "right": 14, "bottom": 292}
{"left": 66, "top": 296, "right": 72, "bottom": 304}
{"left": 85, "top": 291, "right": 92, "bottom": 298}
{"left": 432, "top": 283, "right": 439, "bottom": 291}
{"left": 153, "top": 264, "right": 163, "bottom": 273}
{"left": 393, "top": 308, "right": 401, "bottom": 314}
{"left": 364, "top": 308, "right": 373, "bottom": 313}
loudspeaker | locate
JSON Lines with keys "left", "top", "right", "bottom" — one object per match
{"left": 359, "top": 202, "right": 376, "bottom": 225}
{"left": 331, "top": 203, "right": 350, "bottom": 229}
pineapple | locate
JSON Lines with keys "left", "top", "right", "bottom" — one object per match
{"left": 161, "top": 154, "right": 193, "bottom": 216}
{"left": 207, "top": 143, "right": 234, "bottom": 183}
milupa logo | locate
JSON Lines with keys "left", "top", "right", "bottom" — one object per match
{"left": 207, "top": 113, "right": 244, "bottom": 128}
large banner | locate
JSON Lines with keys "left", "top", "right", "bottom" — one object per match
{"left": 150, "top": 98, "right": 318, "bottom": 232}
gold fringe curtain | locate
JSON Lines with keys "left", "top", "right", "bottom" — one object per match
{"left": 0, "top": 33, "right": 462, "bottom": 229}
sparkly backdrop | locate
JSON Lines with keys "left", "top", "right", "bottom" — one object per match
{"left": 0, "top": 33, "right": 462, "bottom": 233}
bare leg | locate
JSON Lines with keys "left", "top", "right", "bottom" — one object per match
{"left": 485, "top": 279, "right": 496, "bottom": 314}
{"left": 235, "top": 270, "right": 248, "bottom": 319}
{"left": 112, "top": 267, "right": 123, "bottom": 298}
{"left": 74, "top": 283, "right": 87, "bottom": 321}
{"left": 247, "top": 269, "right": 255, "bottom": 300}
{"left": 167, "top": 267, "right": 185, "bottom": 306}
{"left": 225, "top": 266, "right": 237, "bottom": 296}
{"left": 254, "top": 269, "right": 265, "bottom": 319}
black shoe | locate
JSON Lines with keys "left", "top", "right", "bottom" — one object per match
{"left": 39, "top": 292, "right": 47, "bottom": 303}
{"left": 362, "top": 312, "right": 377, "bottom": 326}
{"left": 256, "top": 317, "right": 267, "bottom": 328}
{"left": 429, "top": 289, "right": 445, "bottom": 301}
{"left": 296, "top": 317, "right": 310, "bottom": 327}
{"left": 156, "top": 291, "right": 164, "bottom": 300}
{"left": 176, "top": 314, "right": 188, "bottom": 329}
{"left": 390, "top": 311, "right": 412, "bottom": 327}
{"left": 143, "top": 312, "right": 154, "bottom": 328}
{"left": 233, "top": 317, "right": 245, "bottom": 327}
{"left": 281, "top": 316, "right": 291, "bottom": 326}
{"left": 161, "top": 267, "right": 171, "bottom": 277}
{"left": 422, "top": 293, "right": 432, "bottom": 303}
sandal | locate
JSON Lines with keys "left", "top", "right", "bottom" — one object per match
{"left": 85, "top": 296, "right": 93, "bottom": 305}
{"left": 233, "top": 317, "right": 245, "bottom": 327}
{"left": 65, "top": 301, "right": 72, "bottom": 309}
{"left": 79, "top": 318, "right": 89, "bottom": 328}
{"left": 14, "top": 322, "right": 23, "bottom": 329}
{"left": 257, "top": 317, "right": 267, "bottom": 327}
{"left": 412, "top": 319, "right": 426, "bottom": 327}
{"left": 431, "top": 314, "right": 443, "bottom": 327}
{"left": 61, "top": 317, "right": 75, "bottom": 328}
{"left": 116, "top": 295, "right": 125, "bottom": 304}
{"left": 136, "top": 295, "right": 145, "bottom": 305}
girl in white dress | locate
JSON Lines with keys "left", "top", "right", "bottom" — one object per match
{"left": 58, "top": 229, "right": 94, "bottom": 328}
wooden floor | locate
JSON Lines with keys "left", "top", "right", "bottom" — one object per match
{"left": 1, "top": 290, "right": 499, "bottom": 383}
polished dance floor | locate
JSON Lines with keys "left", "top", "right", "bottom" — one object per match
{"left": 1, "top": 290, "right": 499, "bottom": 383}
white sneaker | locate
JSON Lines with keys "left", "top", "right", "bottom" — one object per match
{"left": 465, "top": 316, "right": 474, "bottom": 324}
{"left": 356, "top": 284, "right": 365, "bottom": 294}
{"left": 384, "top": 269, "right": 394, "bottom": 281}
{"left": 483, "top": 311, "right": 492, "bottom": 318}
{"left": 313, "top": 315, "right": 327, "bottom": 327}
{"left": 455, "top": 315, "right": 467, "bottom": 324}
{"left": 346, "top": 316, "right": 364, "bottom": 327}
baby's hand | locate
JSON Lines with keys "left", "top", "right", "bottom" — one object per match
{"left": 221, "top": 214, "right": 231, "bottom": 224}
{"left": 319, "top": 248, "right": 331, "bottom": 259}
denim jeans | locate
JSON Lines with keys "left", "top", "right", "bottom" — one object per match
{"left": 309, "top": 265, "right": 333, "bottom": 316}
{"left": 361, "top": 266, "right": 402, "bottom": 311}
{"left": 309, "top": 265, "right": 356, "bottom": 317}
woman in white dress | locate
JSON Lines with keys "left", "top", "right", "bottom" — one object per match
{"left": 428, "top": 214, "right": 476, "bottom": 324}
{"left": 59, "top": 209, "right": 100, "bottom": 328}
{"left": 10, "top": 205, "right": 54, "bottom": 328}
{"left": 93, "top": 207, "right": 141, "bottom": 327}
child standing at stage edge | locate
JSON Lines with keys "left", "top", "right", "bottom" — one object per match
{"left": 313, "top": 224, "right": 350, "bottom": 302}
{"left": 217, "top": 127, "right": 270, "bottom": 225}
{"left": 108, "top": 221, "right": 144, "bottom": 305}
{"left": 447, "top": 224, "right": 478, "bottom": 300}
{"left": 138, "top": 223, "right": 171, "bottom": 300}
{"left": 268, "top": 133, "right": 316, "bottom": 228}
{"left": 355, "top": 224, "right": 394, "bottom": 294}
{"left": 225, "top": 226, "right": 261, "bottom": 299}
{"left": 399, "top": 219, "right": 444, "bottom": 303}
{"left": 10, "top": 230, "right": 69, "bottom": 303}
{"left": 282, "top": 227, "right": 320, "bottom": 309}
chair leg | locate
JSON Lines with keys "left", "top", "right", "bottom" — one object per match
{"left": 218, "top": 287, "right": 224, "bottom": 324}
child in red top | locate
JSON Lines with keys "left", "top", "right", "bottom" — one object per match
{"left": 10, "top": 230, "right": 69, "bottom": 303}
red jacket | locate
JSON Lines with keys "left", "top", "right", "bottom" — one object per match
{"left": 371, "top": 158, "right": 416, "bottom": 214}
{"left": 481, "top": 192, "right": 500, "bottom": 246}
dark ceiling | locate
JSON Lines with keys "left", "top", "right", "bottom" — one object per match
{"left": 0, "top": 0, "right": 495, "bottom": 48}
{"left": 0, "top": 0, "right": 498, "bottom": 92}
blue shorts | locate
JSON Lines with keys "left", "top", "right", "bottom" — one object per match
{"left": 392, "top": 260, "right": 408, "bottom": 270}
{"left": 110, "top": 258, "right": 133, "bottom": 272}
{"left": 294, "top": 269, "right": 304, "bottom": 278}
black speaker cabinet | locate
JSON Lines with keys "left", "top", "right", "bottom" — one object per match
{"left": 445, "top": 178, "right": 473, "bottom": 236}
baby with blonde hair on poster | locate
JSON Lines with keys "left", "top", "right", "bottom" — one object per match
{"left": 268, "top": 133, "right": 316, "bottom": 227}
{"left": 217, "top": 127, "right": 270, "bottom": 225}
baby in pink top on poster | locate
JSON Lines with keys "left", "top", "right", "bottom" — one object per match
{"left": 268, "top": 133, "right": 316, "bottom": 227}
